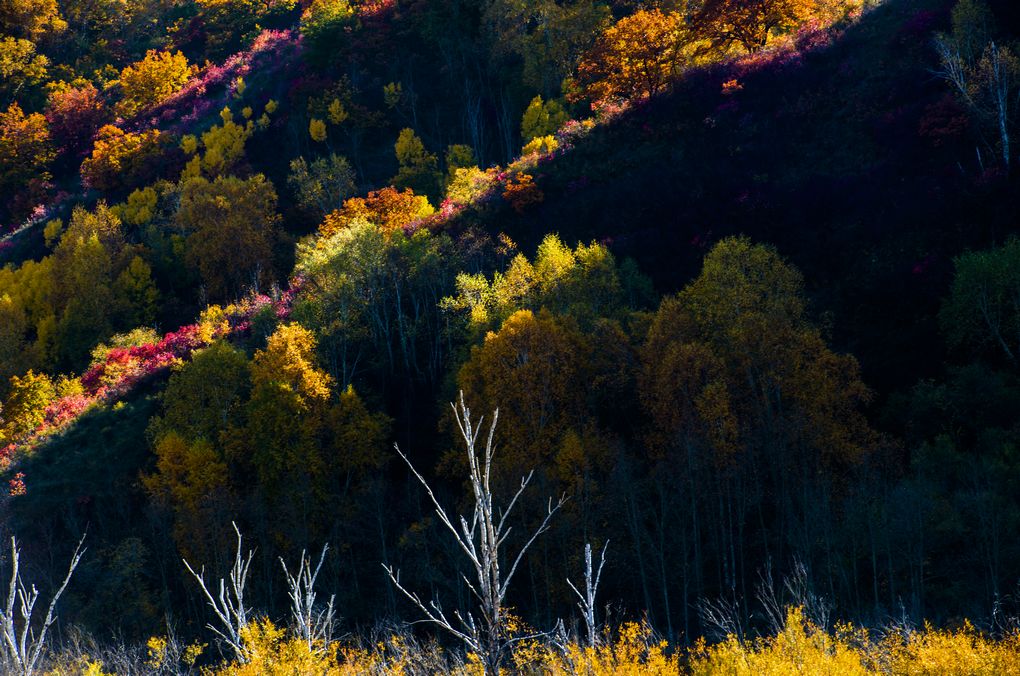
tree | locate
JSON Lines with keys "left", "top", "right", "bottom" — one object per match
{"left": 483, "top": 0, "right": 609, "bottom": 98}
{"left": 151, "top": 341, "right": 250, "bottom": 441}
{"left": 696, "top": 0, "right": 817, "bottom": 53}
{"left": 935, "top": 9, "right": 1020, "bottom": 170}
{"left": 116, "top": 50, "right": 194, "bottom": 117}
{"left": 0, "top": 370, "right": 54, "bottom": 445}
{"left": 196, "top": 108, "right": 254, "bottom": 176}
{"left": 244, "top": 324, "right": 335, "bottom": 543}
{"left": 295, "top": 219, "right": 455, "bottom": 387}
{"left": 393, "top": 128, "right": 442, "bottom": 201}
{"left": 575, "top": 9, "right": 697, "bottom": 102}
{"left": 0, "top": 0, "right": 66, "bottom": 40}
{"left": 44, "top": 81, "right": 109, "bottom": 158}
{"left": 53, "top": 232, "right": 116, "bottom": 368}
{"left": 195, "top": 0, "right": 297, "bottom": 58}
{"left": 0, "top": 36, "right": 48, "bottom": 105}
{"left": 940, "top": 237, "right": 1020, "bottom": 364}
{"left": 80, "top": 125, "right": 164, "bottom": 191}
{"left": 384, "top": 394, "right": 566, "bottom": 675}
{"left": 521, "top": 95, "right": 569, "bottom": 142}
{"left": 634, "top": 237, "right": 876, "bottom": 631}
{"left": 458, "top": 309, "right": 591, "bottom": 475}
{"left": 287, "top": 154, "right": 357, "bottom": 218}
{"left": 145, "top": 341, "right": 250, "bottom": 557}
{"left": 0, "top": 295, "right": 29, "bottom": 395}
{"left": 318, "top": 186, "right": 434, "bottom": 239}
{"left": 176, "top": 174, "right": 280, "bottom": 301}
{"left": 0, "top": 535, "right": 85, "bottom": 676}
{"left": 114, "top": 255, "right": 159, "bottom": 327}
{"left": 300, "top": 0, "right": 356, "bottom": 64}
{"left": 443, "top": 233, "right": 646, "bottom": 334}
{"left": 0, "top": 102, "right": 52, "bottom": 222}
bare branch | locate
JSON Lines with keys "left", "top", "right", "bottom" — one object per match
{"left": 0, "top": 533, "right": 86, "bottom": 675}
{"left": 383, "top": 392, "right": 565, "bottom": 674}
{"left": 183, "top": 523, "right": 253, "bottom": 662}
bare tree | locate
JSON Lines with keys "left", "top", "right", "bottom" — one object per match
{"left": 182, "top": 523, "right": 253, "bottom": 662}
{"left": 935, "top": 35, "right": 1020, "bottom": 170}
{"left": 566, "top": 541, "right": 608, "bottom": 647}
{"left": 383, "top": 393, "right": 567, "bottom": 675}
{"left": 0, "top": 534, "right": 86, "bottom": 676}
{"left": 280, "top": 545, "right": 336, "bottom": 652}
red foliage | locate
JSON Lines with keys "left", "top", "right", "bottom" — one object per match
{"left": 45, "top": 83, "right": 110, "bottom": 158}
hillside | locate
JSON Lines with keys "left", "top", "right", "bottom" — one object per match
{"left": 1, "top": 0, "right": 1020, "bottom": 672}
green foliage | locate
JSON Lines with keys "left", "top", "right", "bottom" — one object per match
{"left": 520, "top": 95, "right": 568, "bottom": 142}
{"left": 444, "top": 233, "right": 652, "bottom": 334}
{"left": 300, "top": 0, "right": 356, "bottom": 64}
{"left": 0, "top": 36, "right": 48, "bottom": 104}
{"left": 288, "top": 153, "right": 356, "bottom": 218}
{"left": 196, "top": 0, "right": 298, "bottom": 58}
{"left": 295, "top": 218, "right": 455, "bottom": 386}
{"left": 941, "top": 238, "right": 1020, "bottom": 364}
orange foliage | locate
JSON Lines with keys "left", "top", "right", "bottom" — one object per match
{"left": 318, "top": 186, "right": 434, "bottom": 239}
{"left": 574, "top": 9, "right": 693, "bottom": 102}
{"left": 502, "top": 173, "right": 544, "bottom": 214}
{"left": 697, "top": 0, "right": 818, "bottom": 53}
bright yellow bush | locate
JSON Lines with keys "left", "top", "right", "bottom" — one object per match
{"left": 191, "top": 607, "right": 1020, "bottom": 675}
{"left": 211, "top": 619, "right": 340, "bottom": 675}
{"left": 689, "top": 608, "right": 871, "bottom": 675}
{"left": 519, "top": 622, "right": 680, "bottom": 675}
{"left": 879, "top": 621, "right": 1020, "bottom": 676}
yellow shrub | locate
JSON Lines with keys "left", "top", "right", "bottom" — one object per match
{"left": 210, "top": 619, "right": 340, "bottom": 676}
{"left": 879, "top": 622, "right": 1020, "bottom": 676}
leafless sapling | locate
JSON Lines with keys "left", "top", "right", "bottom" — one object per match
{"left": 383, "top": 393, "right": 567, "bottom": 675}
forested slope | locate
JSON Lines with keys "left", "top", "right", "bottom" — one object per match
{"left": 1, "top": 0, "right": 1020, "bottom": 672}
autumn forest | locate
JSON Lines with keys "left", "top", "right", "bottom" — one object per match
{"left": 1, "top": 0, "right": 1020, "bottom": 672}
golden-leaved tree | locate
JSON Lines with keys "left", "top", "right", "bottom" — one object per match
{"left": 116, "top": 50, "right": 194, "bottom": 117}
{"left": 696, "top": 0, "right": 818, "bottom": 53}
{"left": 575, "top": 9, "right": 700, "bottom": 102}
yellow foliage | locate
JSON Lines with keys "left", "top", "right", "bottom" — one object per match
{"left": 187, "top": 611, "right": 1020, "bottom": 675}
{"left": 328, "top": 98, "right": 348, "bottom": 125}
{"left": 114, "top": 187, "right": 158, "bottom": 226}
{"left": 528, "top": 622, "right": 680, "bottom": 675}
{"left": 309, "top": 117, "right": 328, "bottom": 142}
{"left": 80, "top": 124, "right": 163, "bottom": 191}
{"left": 522, "top": 134, "right": 558, "bottom": 155}
{"left": 181, "top": 134, "right": 198, "bottom": 155}
{"left": 43, "top": 218, "right": 63, "bottom": 248}
{"left": 146, "top": 636, "right": 167, "bottom": 669}
{"left": 200, "top": 113, "right": 253, "bottom": 175}
{"left": 212, "top": 619, "right": 340, "bottom": 675}
{"left": 252, "top": 323, "right": 332, "bottom": 403}
{"left": 879, "top": 621, "right": 1020, "bottom": 675}
{"left": 117, "top": 50, "right": 194, "bottom": 117}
